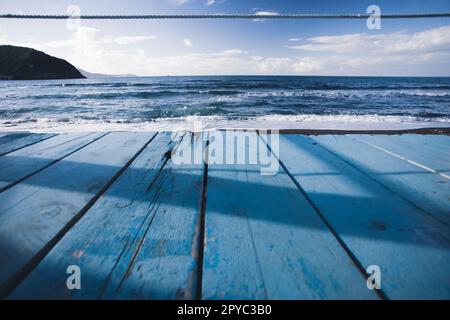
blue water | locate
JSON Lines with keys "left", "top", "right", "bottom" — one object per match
{"left": 1, "top": 76, "right": 450, "bottom": 129}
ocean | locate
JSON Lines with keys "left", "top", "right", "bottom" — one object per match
{"left": 1, "top": 76, "right": 450, "bottom": 132}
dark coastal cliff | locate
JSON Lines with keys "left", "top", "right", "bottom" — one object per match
{"left": 0, "top": 45, "right": 85, "bottom": 80}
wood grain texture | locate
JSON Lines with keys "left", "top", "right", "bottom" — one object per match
{"left": 0, "top": 133, "right": 11, "bottom": 139}
{"left": 2, "top": 130, "right": 449, "bottom": 300}
{"left": 202, "top": 131, "right": 376, "bottom": 299}
{"left": 353, "top": 134, "right": 450, "bottom": 174}
{"left": 0, "top": 132, "right": 107, "bottom": 191}
{"left": 11, "top": 132, "right": 207, "bottom": 300}
{"left": 0, "top": 133, "right": 56, "bottom": 156}
{"left": 310, "top": 135, "right": 450, "bottom": 226}
{"left": 0, "top": 133, "right": 32, "bottom": 144}
{"left": 0, "top": 132, "right": 155, "bottom": 296}
{"left": 269, "top": 134, "right": 450, "bottom": 299}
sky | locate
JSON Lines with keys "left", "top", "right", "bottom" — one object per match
{"left": 1, "top": 0, "right": 450, "bottom": 76}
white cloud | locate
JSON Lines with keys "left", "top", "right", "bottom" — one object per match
{"left": 182, "top": 38, "right": 193, "bottom": 47}
{"left": 108, "top": 35, "right": 157, "bottom": 45}
{"left": 288, "top": 26, "right": 450, "bottom": 54}
{"left": 1, "top": 25, "right": 449, "bottom": 76}
{"left": 169, "top": 0, "right": 190, "bottom": 5}
{"left": 140, "top": 50, "right": 293, "bottom": 75}
{"left": 0, "top": 27, "right": 157, "bottom": 75}
{"left": 285, "top": 25, "right": 450, "bottom": 75}
{"left": 206, "top": 0, "right": 216, "bottom": 6}
{"left": 221, "top": 49, "right": 248, "bottom": 55}
{"left": 288, "top": 38, "right": 301, "bottom": 42}
{"left": 22, "top": 27, "right": 157, "bottom": 50}
{"left": 250, "top": 56, "right": 292, "bottom": 74}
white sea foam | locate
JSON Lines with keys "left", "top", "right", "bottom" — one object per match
{"left": 1, "top": 114, "right": 449, "bottom": 133}
{"left": 237, "top": 90, "right": 450, "bottom": 99}
{"left": 2, "top": 77, "right": 449, "bottom": 133}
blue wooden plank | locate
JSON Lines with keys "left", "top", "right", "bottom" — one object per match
{"left": 0, "top": 131, "right": 156, "bottom": 297}
{"left": 310, "top": 135, "right": 450, "bottom": 226}
{"left": 267, "top": 134, "right": 450, "bottom": 299}
{"left": 11, "top": 132, "right": 207, "bottom": 300}
{"left": 352, "top": 134, "right": 450, "bottom": 176}
{"left": 111, "top": 132, "right": 206, "bottom": 300}
{"left": 0, "top": 133, "right": 57, "bottom": 156}
{"left": 0, "top": 132, "right": 107, "bottom": 192}
{"left": 202, "top": 131, "right": 376, "bottom": 300}
{"left": 0, "top": 133, "right": 32, "bottom": 145}
{"left": 383, "top": 134, "right": 450, "bottom": 151}
{"left": 360, "top": 134, "right": 450, "bottom": 152}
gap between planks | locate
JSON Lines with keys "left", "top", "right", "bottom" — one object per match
{"left": 195, "top": 135, "right": 210, "bottom": 300}
{"left": 0, "top": 133, "right": 58, "bottom": 157}
{"left": 0, "top": 132, "right": 110, "bottom": 193}
{"left": 1, "top": 132, "right": 159, "bottom": 298}
{"left": 309, "top": 135, "right": 450, "bottom": 228}
{"left": 258, "top": 132, "right": 389, "bottom": 300}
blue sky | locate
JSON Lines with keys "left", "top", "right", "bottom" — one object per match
{"left": 1, "top": 0, "right": 450, "bottom": 76}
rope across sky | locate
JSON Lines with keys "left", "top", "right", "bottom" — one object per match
{"left": 1, "top": 13, "right": 450, "bottom": 20}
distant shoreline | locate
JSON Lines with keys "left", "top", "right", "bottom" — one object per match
{"left": 3, "top": 75, "right": 450, "bottom": 80}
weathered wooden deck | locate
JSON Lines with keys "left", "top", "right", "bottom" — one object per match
{"left": 0, "top": 131, "right": 449, "bottom": 300}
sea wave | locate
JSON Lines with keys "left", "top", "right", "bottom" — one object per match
{"left": 2, "top": 114, "right": 449, "bottom": 133}
{"left": 1, "top": 76, "right": 450, "bottom": 132}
